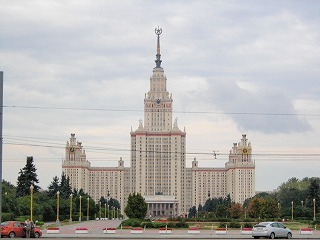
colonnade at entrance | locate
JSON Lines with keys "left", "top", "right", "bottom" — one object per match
{"left": 144, "top": 195, "right": 179, "bottom": 218}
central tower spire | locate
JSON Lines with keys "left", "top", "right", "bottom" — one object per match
{"left": 155, "top": 26, "right": 162, "bottom": 68}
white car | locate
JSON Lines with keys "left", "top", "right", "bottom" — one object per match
{"left": 252, "top": 222, "right": 292, "bottom": 239}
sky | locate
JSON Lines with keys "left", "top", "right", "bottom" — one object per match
{"left": 1, "top": 0, "right": 320, "bottom": 192}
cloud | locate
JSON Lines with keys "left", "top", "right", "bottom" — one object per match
{"left": 196, "top": 78, "right": 312, "bottom": 133}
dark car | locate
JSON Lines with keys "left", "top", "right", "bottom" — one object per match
{"left": 1, "top": 221, "right": 42, "bottom": 238}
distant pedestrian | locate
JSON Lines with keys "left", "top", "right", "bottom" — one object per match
{"left": 25, "top": 219, "right": 31, "bottom": 238}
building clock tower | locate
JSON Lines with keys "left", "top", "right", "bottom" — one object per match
{"left": 130, "top": 27, "right": 187, "bottom": 215}
{"left": 62, "top": 28, "right": 256, "bottom": 218}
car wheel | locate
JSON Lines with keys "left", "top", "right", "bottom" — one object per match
{"left": 269, "top": 232, "right": 275, "bottom": 239}
{"left": 287, "top": 232, "right": 292, "bottom": 239}
{"left": 9, "top": 231, "right": 16, "bottom": 238}
{"left": 34, "top": 232, "right": 40, "bottom": 238}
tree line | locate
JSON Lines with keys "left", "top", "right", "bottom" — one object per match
{"left": 2, "top": 156, "right": 120, "bottom": 222}
{"left": 188, "top": 177, "right": 319, "bottom": 222}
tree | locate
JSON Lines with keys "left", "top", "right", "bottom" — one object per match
{"left": 261, "top": 198, "right": 279, "bottom": 219}
{"left": 47, "top": 176, "right": 60, "bottom": 198}
{"left": 188, "top": 206, "right": 197, "bottom": 218}
{"left": 229, "top": 203, "right": 243, "bottom": 219}
{"left": 2, "top": 180, "right": 18, "bottom": 218}
{"left": 16, "top": 156, "right": 40, "bottom": 197}
{"left": 248, "top": 197, "right": 264, "bottom": 218}
{"left": 124, "top": 193, "right": 147, "bottom": 219}
{"left": 306, "top": 178, "right": 320, "bottom": 209}
{"left": 59, "top": 173, "right": 72, "bottom": 198}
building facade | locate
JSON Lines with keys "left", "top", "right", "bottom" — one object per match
{"left": 62, "top": 28, "right": 255, "bottom": 217}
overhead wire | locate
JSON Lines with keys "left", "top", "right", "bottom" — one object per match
{"left": 4, "top": 104, "right": 320, "bottom": 117}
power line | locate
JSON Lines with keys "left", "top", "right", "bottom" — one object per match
{"left": 4, "top": 105, "right": 320, "bottom": 117}
{"left": 4, "top": 141, "right": 320, "bottom": 159}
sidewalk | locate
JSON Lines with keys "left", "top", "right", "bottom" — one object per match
{"left": 42, "top": 220, "right": 320, "bottom": 239}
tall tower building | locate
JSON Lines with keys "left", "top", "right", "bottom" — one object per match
{"left": 225, "top": 134, "right": 255, "bottom": 203}
{"left": 130, "top": 27, "right": 187, "bottom": 215}
{"left": 62, "top": 28, "right": 256, "bottom": 218}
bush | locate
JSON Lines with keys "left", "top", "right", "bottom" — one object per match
{"left": 35, "top": 221, "right": 44, "bottom": 227}
{"left": 229, "top": 221, "right": 241, "bottom": 228}
{"left": 219, "top": 222, "right": 227, "bottom": 228}
{"left": 121, "top": 218, "right": 142, "bottom": 227}
{"left": 151, "top": 221, "right": 167, "bottom": 228}
{"left": 2, "top": 213, "right": 14, "bottom": 221}
{"left": 141, "top": 222, "right": 153, "bottom": 228}
{"left": 243, "top": 222, "right": 253, "bottom": 228}
{"left": 175, "top": 221, "right": 189, "bottom": 228}
{"left": 167, "top": 222, "right": 176, "bottom": 228}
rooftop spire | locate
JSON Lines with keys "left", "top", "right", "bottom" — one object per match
{"left": 155, "top": 26, "right": 162, "bottom": 68}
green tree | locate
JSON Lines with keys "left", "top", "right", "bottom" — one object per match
{"left": 2, "top": 180, "right": 17, "bottom": 215}
{"left": 47, "top": 176, "right": 60, "bottom": 198}
{"left": 60, "top": 173, "right": 72, "bottom": 198}
{"left": 188, "top": 206, "right": 197, "bottom": 218}
{"left": 229, "top": 203, "right": 243, "bottom": 219}
{"left": 306, "top": 178, "right": 320, "bottom": 209}
{"left": 261, "top": 198, "right": 279, "bottom": 219}
{"left": 124, "top": 193, "right": 147, "bottom": 219}
{"left": 248, "top": 197, "right": 264, "bottom": 218}
{"left": 16, "top": 156, "right": 40, "bottom": 197}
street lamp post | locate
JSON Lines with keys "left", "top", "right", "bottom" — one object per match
{"left": 69, "top": 194, "right": 73, "bottom": 223}
{"left": 79, "top": 196, "right": 82, "bottom": 221}
{"left": 30, "top": 185, "right": 34, "bottom": 222}
{"left": 244, "top": 207, "right": 246, "bottom": 219}
{"left": 56, "top": 191, "right": 60, "bottom": 225}
{"left": 99, "top": 201, "right": 101, "bottom": 220}
{"left": 278, "top": 202, "right": 280, "bottom": 218}
{"left": 313, "top": 198, "right": 316, "bottom": 221}
{"left": 104, "top": 203, "right": 106, "bottom": 219}
{"left": 87, "top": 197, "right": 89, "bottom": 221}
{"left": 291, "top": 201, "right": 294, "bottom": 220}
{"left": 301, "top": 200, "right": 303, "bottom": 207}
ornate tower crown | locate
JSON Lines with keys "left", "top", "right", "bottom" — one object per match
{"left": 155, "top": 26, "right": 162, "bottom": 68}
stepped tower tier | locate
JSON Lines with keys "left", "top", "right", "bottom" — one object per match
{"left": 130, "top": 27, "right": 187, "bottom": 216}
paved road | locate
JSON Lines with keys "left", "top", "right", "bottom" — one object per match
{"left": 42, "top": 220, "right": 320, "bottom": 239}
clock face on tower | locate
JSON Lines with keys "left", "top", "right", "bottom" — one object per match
{"left": 156, "top": 99, "right": 161, "bottom": 105}
{"left": 242, "top": 148, "right": 248, "bottom": 154}
{"left": 70, "top": 147, "right": 75, "bottom": 152}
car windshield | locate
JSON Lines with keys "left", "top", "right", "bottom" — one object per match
{"left": 1, "top": 222, "right": 10, "bottom": 226}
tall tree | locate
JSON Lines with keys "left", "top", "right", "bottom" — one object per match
{"left": 248, "top": 197, "right": 264, "bottom": 218}
{"left": 47, "top": 176, "right": 60, "bottom": 198}
{"left": 188, "top": 206, "right": 197, "bottom": 218}
{"left": 229, "top": 203, "right": 243, "bottom": 219}
{"left": 60, "top": 173, "right": 72, "bottom": 198}
{"left": 306, "top": 178, "right": 320, "bottom": 209}
{"left": 124, "top": 193, "right": 147, "bottom": 219}
{"left": 16, "top": 156, "right": 40, "bottom": 197}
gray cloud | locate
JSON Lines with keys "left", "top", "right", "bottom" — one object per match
{"left": 201, "top": 79, "right": 312, "bottom": 133}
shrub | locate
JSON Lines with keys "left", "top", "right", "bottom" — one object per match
{"left": 229, "top": 221, "right": 241, "bottom": 228}
{"left": 141, "top": 222, "right": 153, "bottom": 228}
{"left": 35, "top": 221, "right": 44, "bottom": 227}
{"left": 219, "top": 222, "right": 227, "bottom": 228}
{"left": 243, "top": 222, "right": 253, "bottom": 228}
{"left": 121, "top": 218, "right": 142, "bottom": 227}
{"left": 175, "top": 221, "right": 189, "bottom": 228}
{"left": 151, "top": 221, "right": 167, "bottom": 228}
{"left": 2, "top": 213, "right": 14, "bottom": 221}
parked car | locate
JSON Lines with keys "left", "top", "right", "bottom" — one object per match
{"left": 252, "top": 222, "right": 292, "bottom": 239}
{"left": 1, "top": 221, "right": 42, "bottom": 238}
